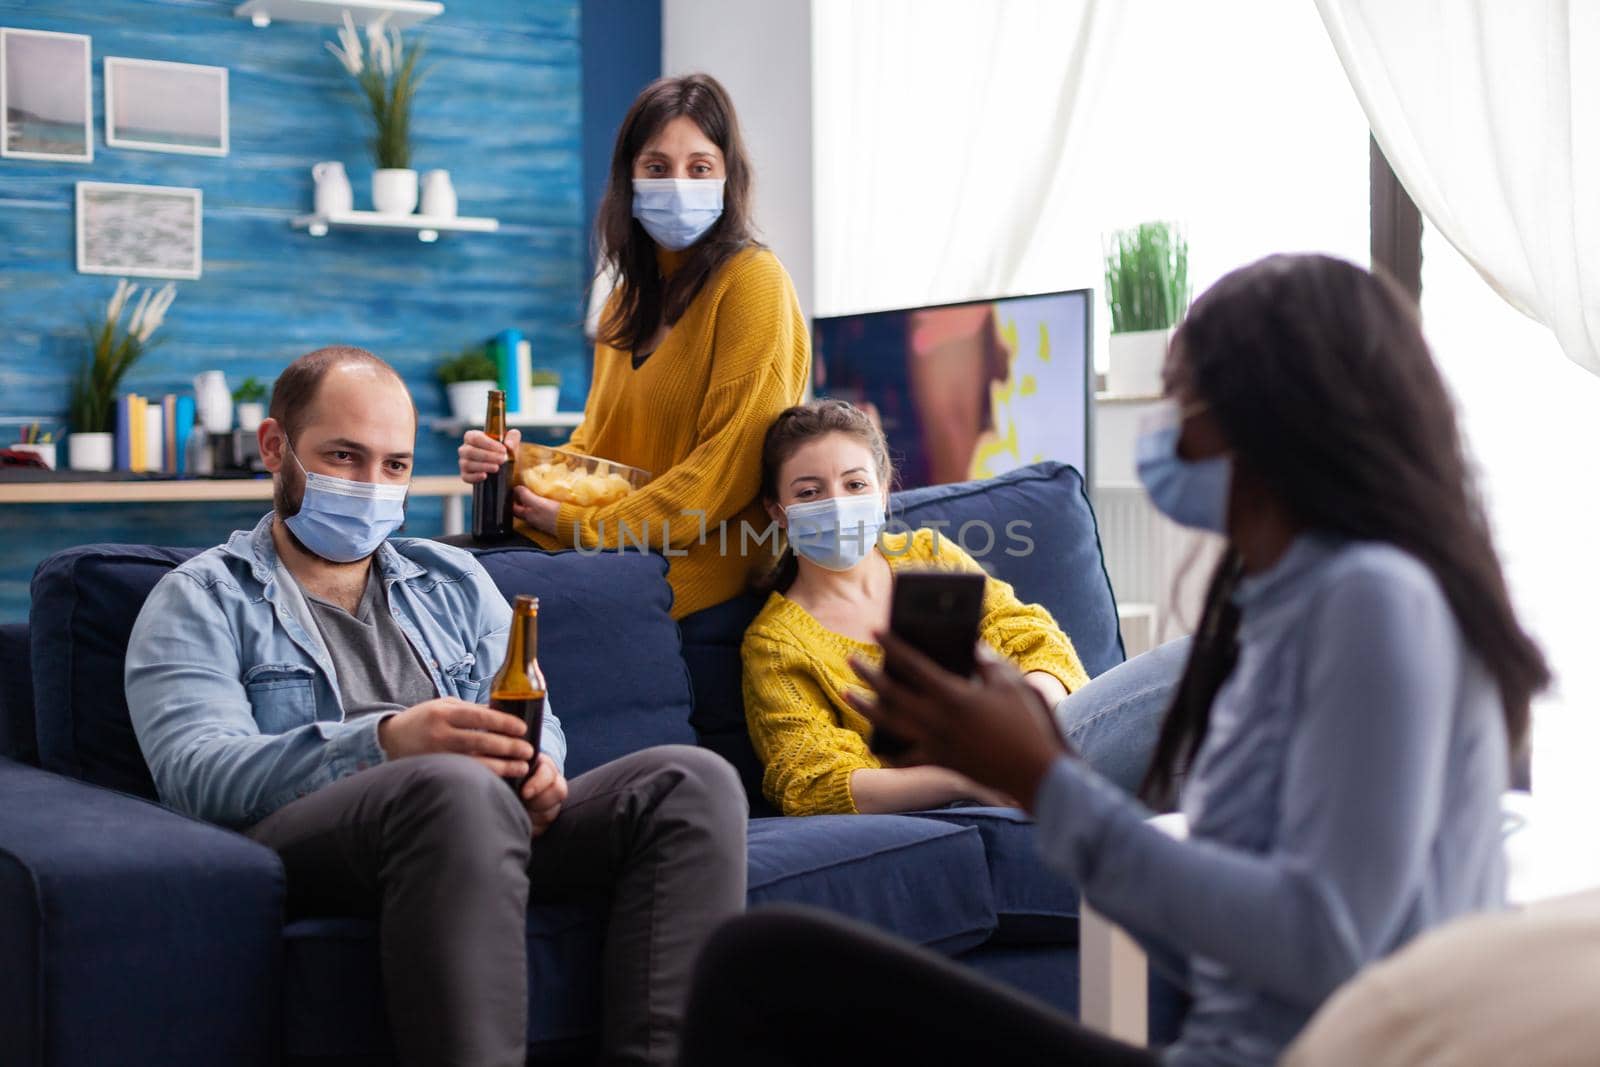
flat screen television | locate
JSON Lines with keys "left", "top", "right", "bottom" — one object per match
{"left": 812, "top": 288, "right": 1093, "bottom": 491}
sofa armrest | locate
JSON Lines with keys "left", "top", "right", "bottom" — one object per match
{"left": 0, "top": 758, "right": 285, "bottom": 1067}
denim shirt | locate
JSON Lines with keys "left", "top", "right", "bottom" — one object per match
{"left": 126, "top": 512, "right": 567, "bottom": 828}
{"left": 1034, "top": 535, "right": 1508, "bottom": 1067}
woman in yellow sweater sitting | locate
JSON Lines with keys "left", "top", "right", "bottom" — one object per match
{"left": 743, "top": 399, "right": 1092, "bottom": 816}
{"left": 457, "top": 73, "right": 809, "bottom": 619}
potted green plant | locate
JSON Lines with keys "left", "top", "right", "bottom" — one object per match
{"left": 437, "top": 346, "right": 500, "bottom": 421}
{"left": 1103, "top": 221, "right": 1190, "bottom": 396}
{"left": 232, "top": 377, "right": 270, "bottom": 432}
{"left": 326, "top": 12, "right": 429, "bottom": 215}
{"left": 527, "top": 369, "right": 561, "bottom": 418}
{"left": 66, "top": 279, "right": 176, "bottom": 472}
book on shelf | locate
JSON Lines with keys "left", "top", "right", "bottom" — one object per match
{"left": 161, "top": 395, "right": 178, "bottom": 473}
{"left": 494, "top": 328, "right": 524, "bottom": 413}
{"left": 115, "top": 394, "right": 134, "bottom": 472}
{"left": 144, "top": 401, "right": 165, "bottom": 474}
{"left": 129, "top": 395, "right": 148, "bottom": 474}
{"left": 173, "top": 395, "right": 195, "bottom": 476}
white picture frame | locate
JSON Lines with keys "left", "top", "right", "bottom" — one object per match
{"left": 76, "top": 181, "right": 203, "bottom": 280}
{"left": 1, "top": 27, "right": 93, "bottom": 162}
{"left": 104, "top": 56, "right": 228, "bottom": 157}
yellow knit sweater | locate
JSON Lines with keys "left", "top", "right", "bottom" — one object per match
{"left": 742, "top": 528, "right": 1090, "bottom": 816}
{"left": 519, "top": 246, "right": 810, "bottom": 618}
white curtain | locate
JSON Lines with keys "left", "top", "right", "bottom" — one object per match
{"left": 1315, "top": 0, "right": 1600, "bottom": 376}
{"left": 811, "top": 0, "right": 1121, "bottom": 317}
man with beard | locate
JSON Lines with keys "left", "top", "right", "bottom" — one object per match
{"left": 125, "top": 346, "right": 746, "bottom": 1067}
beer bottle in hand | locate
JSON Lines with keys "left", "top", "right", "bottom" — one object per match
{"left": 471, "top": 389, "right": 515, "bottom": 540}
{"left": 491, "top": 594, "right": 545, "bottom": 792}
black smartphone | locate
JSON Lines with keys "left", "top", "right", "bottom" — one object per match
{"left": 869, "top": 570, "right": 987, "bottom": 758}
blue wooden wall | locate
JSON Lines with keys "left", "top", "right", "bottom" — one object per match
{"left": 0, "top": 0, "right": 594, "bottom": 621}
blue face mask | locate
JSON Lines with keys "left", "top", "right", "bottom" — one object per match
{"left": 632, "top": 178, "right": 724, "bottom": 251}
{"left": 283, "top": 444, "right": 408, "bottom": 563}
{"left": 785, "top": 493, "right": 888, "bottom": 572}
{"left": 1135, "top": 401, "right": 1233, "bottom": 534}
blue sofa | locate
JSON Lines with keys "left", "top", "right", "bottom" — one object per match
{"left": 0, "top": 462, "right": 1132, "bottom": 1065}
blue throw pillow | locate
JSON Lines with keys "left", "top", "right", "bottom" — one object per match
{"left": 30, "top": 541, "right": 695, "bottom": 797}
{"left": 31, "top": 545, "right": 201, "bottom": 799}
{"left": 892, "top": 462, "right": 1124, "bottom": 677}
{"left": 470, "top": 547, "right": 695, "bottom": 777}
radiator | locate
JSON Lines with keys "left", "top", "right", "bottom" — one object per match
{"left": 1090, "top": 484, "right": 1223, "bottom": 648}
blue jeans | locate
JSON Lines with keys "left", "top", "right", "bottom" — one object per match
{"left": 1052, "top": 637, "right": 1191, "bottom": 798}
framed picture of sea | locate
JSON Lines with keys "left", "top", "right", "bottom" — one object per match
{"left": 104, "top": 57, "right": 228, "bottom": 156}
{"left": 76, "top": 182, "right": 203, "bottom": 280}
{"left": 1, "top": 27, "right": 93, "bottom": 162}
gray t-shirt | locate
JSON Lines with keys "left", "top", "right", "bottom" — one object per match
{"left": 301, "top": 566, "right": 438, "bottom": 719}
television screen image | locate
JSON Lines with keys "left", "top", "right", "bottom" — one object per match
{"left": 813, "top": 289, "right": 1092, "bottom": 490}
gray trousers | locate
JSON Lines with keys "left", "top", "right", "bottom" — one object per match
{"left": 247, "top": 745, "right": 748, "bottom": 1067}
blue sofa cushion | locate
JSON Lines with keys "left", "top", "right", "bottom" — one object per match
{"left": 906, "top": 806, "right": 1080, "bottom": 942}
{"left": 679, "top": 461, "right": 1123, "bottom": 806}
{"left": 0, "top": 622, "right": 35, "bottom": 764}
{"left": 282, "top": 902, "right": 608, "bottom": 1060}
{"left": 471, "top": 547, "right": 695, "bottom": 778}
{"left": 678, "top": 591, "right": 771, "bottom": 814}
{"left": 28, "top": 540, "right": 694, "bottom": 794}
{"left": 746, "top": 814, "right": 996, "bottom": 955}
{"left": 891, "top": 461, "right": 1123, "bottom": 677}
{"left": 30, "top": 545, "right": 201, "bottom": 798}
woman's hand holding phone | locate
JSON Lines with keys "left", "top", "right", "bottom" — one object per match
{"left": 847, "top": 635, "right": 1066, "bottom": 813}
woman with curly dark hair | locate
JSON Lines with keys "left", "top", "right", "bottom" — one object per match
{"left": 682, "top": 253, "right": 1547, "bottom": 1066}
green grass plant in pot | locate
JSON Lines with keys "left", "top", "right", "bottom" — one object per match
{"left": 233, "top": 376, "right": 270, "bottom": 433}
{"left": 327, "top": 12, "right": 429, "bottom": 215}
{"left": 66, "top": 279, "right": 176, "bottom": 471}
{"left": 1103, "top": 221, "right": 1190, "bottom": 395}
{"left": 438, "top": 346, "right": 499, "bottom": 422}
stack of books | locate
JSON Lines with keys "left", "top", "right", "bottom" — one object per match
{"left": 115, "top": 393, "right": 197, "bottom": 474}
{"left": 489, "top": 329, "right": 533, "bottom": 413}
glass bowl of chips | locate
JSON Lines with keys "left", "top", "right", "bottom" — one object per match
{"left": 516, "top": 443, "right": 652, "bottom": 508}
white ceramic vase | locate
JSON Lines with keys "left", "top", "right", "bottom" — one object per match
{"left": 373, "top": 168, "right": 419, "bottom": 215}
{"left": 526, "top": 385, "right": 559, "bottom": 419}
{"left": 1106, "top": 328, "right": 1173, "bottom": 397}
{"left": 420, "top": 169, "right": 457, "bottom": 218}
{"left": 237, "top": 402, "right": 266, "bottom": 433}
{"left": 194, "top": 371, "right": 233, "bottom": 433}
{"left": 312, "top": 161, "right": 353, "bottom": 216}
{"left": 67, "top": 432, "right": 113, "bottom": 473}
{"left": 447, "top": 379, "right": 498, "bottom": 422}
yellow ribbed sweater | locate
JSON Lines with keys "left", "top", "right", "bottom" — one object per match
{"left": 742, "top": 528, "right": 1091, "bottom": 816}
{"left": 519, "top": 246, "right": 810, "bottom": 618}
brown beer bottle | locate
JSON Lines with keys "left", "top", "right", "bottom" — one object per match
{"left": 471, "top": 389, "right": 515, "bottom": 540}
{"left": 491, "top": 594, "right": 545, "bottom": 792}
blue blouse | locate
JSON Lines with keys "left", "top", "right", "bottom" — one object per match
{"left": 1035, "top": 535, "right": 1509, "bottom": 1066}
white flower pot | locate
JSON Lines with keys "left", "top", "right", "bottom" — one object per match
{"left": 526, "top": 385, "right": 560, "bottom": 418}
{"left": 13, "top": 442, "right": 56, "bottom": 470}
{"left": 447, "top": 379, "right": 498, "bottom": 422}
{"left": 372, "top": 168, "right": 419, "bottom": 216}
{"left": 68, "top": 432, "right": 114, "bottom": 472}
{"left": 237, "top": 402, "right": 265, "bottom": 433}
{"left": 1107, "top": 328, "right": 1173, "bottom": 397}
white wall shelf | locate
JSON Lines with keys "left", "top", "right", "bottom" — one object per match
{"left": 429, "top": 413, "right": 583, "bottom": 436}
{"left": 236, "top": 0, "right": 443, "bottom": 30}
{"left": 291, "top": 211, "right": 498, "bottom": 243}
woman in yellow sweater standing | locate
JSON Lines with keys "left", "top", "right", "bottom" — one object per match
{"left": 457, "top": 74, "right": 809, "bottom": 619}
{"left": 743, "top": 399, "right": 1092, "bottom": 816}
